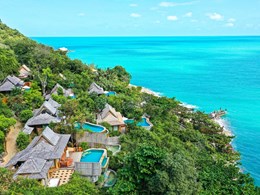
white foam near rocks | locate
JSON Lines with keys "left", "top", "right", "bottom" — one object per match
{"left": 129, "top": 84, "right": 161, "bottom": 97}
{"left": 214, "top": 117, "right": 233, "bottom": 137}
{"left": 180, "top": 102, "right": 199, "bottom": 110}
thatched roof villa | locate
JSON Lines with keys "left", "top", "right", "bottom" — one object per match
{"left": 6, "top": 127, "right": 71, "bottom": 186}
{"left": 0, "top": 75, "right": 24, "bottom": 92}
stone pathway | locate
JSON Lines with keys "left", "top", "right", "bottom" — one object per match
{"left": 50, "top": 169, "right": 74, "bottom": 186}
{"left": 2, "top": 120, "right": 22, "bottom": 165}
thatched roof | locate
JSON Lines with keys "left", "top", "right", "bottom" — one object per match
{"left": 22, "top": 125, "right": 34, "bottom": 134}
{"left": 6, "top": 127, "right": 71, "bottom": 167}
{"left": 48, "top": 98, "right": 61, "bottom": 109}
{"left": 23, "top": 99, "right": 61, "bottom": 134}
{"left": 19, "top": 65, "right": 31, "bottom": 78}
{"left": 33, "top": 101, "right": 58, "bottom": 117}
{"left": 0, "top": 75, "right": 24, "bottom": 92}
{"left": 88, "top": 82, "right": 104, "bottom": 95}
{"left": 27, "top": 113, "right": 60, "bottom": 126}
{"left": 97, "top": 104, "right": 124, "bottom": 126}
{"left": 14, "top": 158, "right": 53, "bottom": 179}
{"left": 45, "top": 83, "right": 73, "bottom": 100}
{"left": 42, "top": 126, "right": 60, "bottom": 145}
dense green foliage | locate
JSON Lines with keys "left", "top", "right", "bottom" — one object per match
{"left": 0, "top": 48, "right": 19, "bottom": 80}
{"left": 19, "top": 109, "right": 33, "bottom": 123}
{"left": 0, "top": 168, "right": 99, "bottom": 195}
{"left": 0, "top": 130, "right": 5, "bottom": 153}
{"left": 0, "top": 100, "right": 15, "bottom": 153}
{"left": 0, "top": 115, "right": 16, "bottom": 134}
{"left": 0, "top": 20, "right": 259, "bottom": 194}
{"left": 16, "top": 132, "right": 30, "bottom": 150}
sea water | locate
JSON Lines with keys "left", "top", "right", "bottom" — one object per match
{"left": 32, "top": 36, "right": 260, "bottom": 185}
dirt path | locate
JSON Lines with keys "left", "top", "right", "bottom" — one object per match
{"left": 2, "top": 120, "right": 22, "bottom": 165}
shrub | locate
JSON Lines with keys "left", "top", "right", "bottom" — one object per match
{"left": 16, "top": 132, "right": 30, "bottom": 150}
{"left": 109, "top": 130, "right": 121, "bottom": 137}
{"left": 19, "top": 109, "right": 33, "bottom": 123}
{"left": 0, "top": 130, "right": 5, "bottom": 153}
{"left": 79, "top": 142, "right": 89, "bottom": 150}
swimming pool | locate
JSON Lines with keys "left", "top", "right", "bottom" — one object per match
{"left": 82, "top": 122, "right": 106, "bottom": 133}
{"left": 124, "top": 119, "right": 135, "bottom": 124}
{"left": 124, "top": 118, "right": 151, "bottom": 127}
{"left": 105, "top": 91, "right": 116, "bottom": 96}
{"left": 80, "top": 149, "right": 105, "bottom": 163}
{"left": 102, "top": 157, "right": 108, "bottom": 167}
{"left": 104, "top": 170, "right": 117, "bottom": 187}
{"left": 138, "top": 118, "right": 151, "bottom": 127}
{"left": 75, "top": 122, "right": 106, "bottom": 133}
{"left": 74, "top": 122, "right": 81, "bottom": 129}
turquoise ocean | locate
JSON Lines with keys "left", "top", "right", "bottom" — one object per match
{"left": 32, "top": 36, "right": 260, "bottom": 185}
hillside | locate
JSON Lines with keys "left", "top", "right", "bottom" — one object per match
{"left": 0, "top": 21, "right": 259, "bottom": 194}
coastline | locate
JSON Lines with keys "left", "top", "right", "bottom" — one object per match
{"left": 128, "top": 84, "right": 161, "bottom": 97}
{"left": 135, "top": 84, "right": 233, "bottom": 138}
{"left": 214, "top": 118, "right": 233, "bottom": 137}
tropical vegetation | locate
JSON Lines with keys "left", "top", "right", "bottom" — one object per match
{"left": 0, "top": 20, "right": 259, "bottom": 194}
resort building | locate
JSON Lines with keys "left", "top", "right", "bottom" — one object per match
{"left": 33, "top": 99, "right": 60, "bottom": 117}
{"left": 0, "top": 75, "right": 24, "bottom": 92}
{"left": 45, "top": 83, "right": 74, "bottom": 100}
{"left": 23, "top": 98, "right": 61, "bottom": 134}
{"left": 18, "top": 65, "right": 31, "bottom": 78}
{"left": 88, "top": 82, "right": 105, "bottom": 95}
{"left": 5, "top": 127, "right": 71, "bottom": 186}
{"left": 97, "top": 104, "right": 126, "bottom": 132}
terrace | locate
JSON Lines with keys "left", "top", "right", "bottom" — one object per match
{"left": 72, "top": 148, "right": 110, "bottom": 182}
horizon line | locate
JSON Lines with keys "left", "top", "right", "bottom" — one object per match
{"left": 30, "top": 35, "right": 260, "bottom": 38}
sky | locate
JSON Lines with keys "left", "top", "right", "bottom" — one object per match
{"left": 0, "top": 0, "right": 260, "bottom": 36}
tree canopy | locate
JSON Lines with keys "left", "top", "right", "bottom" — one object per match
{"left": 0, "top": 20, "right": 259, "bottom": 194}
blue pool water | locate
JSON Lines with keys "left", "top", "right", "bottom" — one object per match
{"left": 32, "top": 36, "right": 260, "bottom": 185}
{"left": 82, "top": 123, "right": 105, "bottom": 133}
{"left": 81, "top": 150, "right": 104, "bottom": 163}
{"left": 106, "top": 91, "right": 116, "bottom": 96}
{"left": 124, "top": 119, "right": 135, "bottom": 124}
{"left": 138, "top": 118, "right": 150, "bottom": 127}
{"left": 74, "top": 122, "right": 81, "bottom": 129}
{"left": 102, "top": 157, "right": 108, "bottom": 167}
{"left": 124, "top": 118, "right": 151, "bottom": 127}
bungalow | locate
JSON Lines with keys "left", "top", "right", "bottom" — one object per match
{"left": 33, "top": 100, "right": 60, "bottom": 117}
{"left": 18, "top": 65, "right": 31, "bottom": 79}
{"left": 0, "top": 75, "right": 24, "bottom": 92}
{"left": 23, "top": 98, "right": 61, "bottom": 134}
{"left": 97, "top": 104, "right": 125, "bottom": 132}
{"left": 45, "top": 83, "right": 74, "bottom": 100}
{"left": 88, "top": 82, "right": 105, "bottom": 95}
{"left": 5, "top": 127, "right": 71, "bottom": 186}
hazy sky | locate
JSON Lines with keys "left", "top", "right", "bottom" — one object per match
{"left": 0, "top": 0, "right": 260, "bottom": 36}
